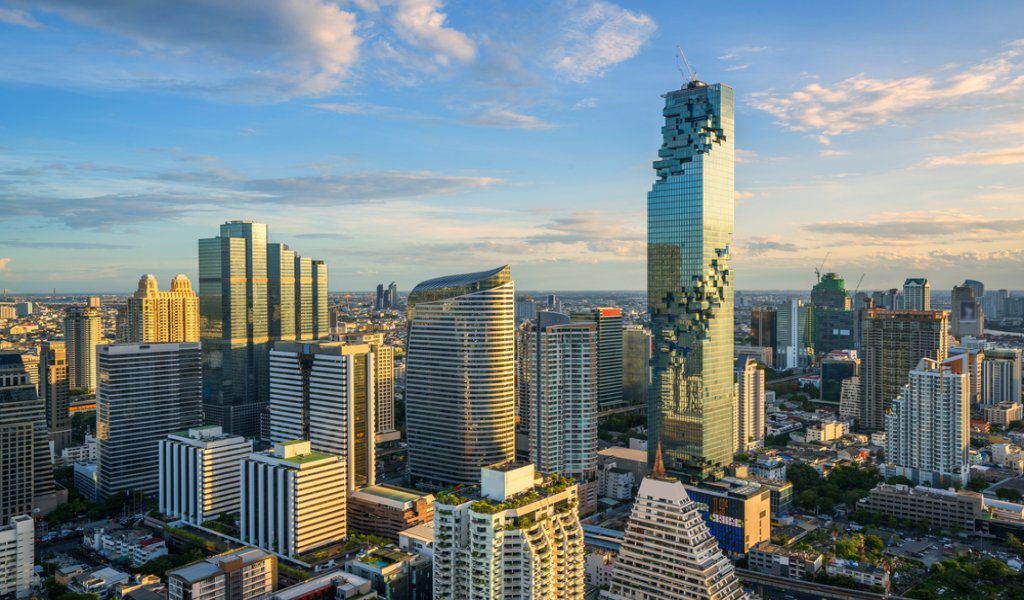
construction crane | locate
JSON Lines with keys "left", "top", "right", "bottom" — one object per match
{"left": 852, "top": 273, "right": 865, "bottom": 297}
{"left": 676, "top": 45, "right": 698, "bottom": 84}
{"left": 814, "top": 251, "right": 831, "bottom": 283}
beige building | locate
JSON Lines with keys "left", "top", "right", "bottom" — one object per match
{"left": 748, "top": 542, "right": 822, "bottom": 579}
{"left": 985, "top": 402, "right": 1023, "bottom": 427}
{"left": 124, "top": 274, "right": 200, "bottom": 343}
{"left": 858, "top": 483, "right": 982, "bottom": 531}
{"left": 63, "top": 305, "right": 102, "bottom": 391}
{"left": 336, "top": 331, "right": 399, "bottom": 443}
{"left": 806, "top": 419, "right": 848, "bottom": 443}
{"left": 168, "top": 547, "right": 276, "bottom": 600}
{"left": 39, "top": 341, "right": 71, "bottom": 453}
{"left": 433, "top": 463, "right": 585, "bottom": 600}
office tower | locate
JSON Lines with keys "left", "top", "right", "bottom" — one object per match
{"left": 528, "top": 312, "right": 598, "bottom": 509}
{"left": 811, "top": 272, "right": 854, "bottom": 356}
{"left": 820, "top": 352, "right": 859, "bottom": 404}
{"left": 949, "top": 347, "right": 983, "bottom": 405}
{"left": 775, "top": 299, "right": 814, "bottom": 370}
{"left": 622, "top": 327, "right": 651, "bottom": 406}
{"left": 951, "top": 282, "right": 984, "bottom": 339}
{"left": 838, "top": 376, "right": 861, "bottom": 422}
{"left": 604, "top": 473, "right": 748, "bottom": 599}
{"left": 515, "top": 320, "right": 536, "bottom": 437}
{"left": 39, "top": 341, "right": 71, "bottom": 453}
{"left": 860, "top": 310, "right": 947, "bottom": 431}
{"left": 735, "top": 356, "right": 764, "bottom": 452}
{"left": 547, "top": 293, "right": 560, "bottom": 313}
{"left": 387, "top": 281, "right": 398, "bottom": 309}
{"left": 750, "top": 306, "right": 777, "bottom": 350}
{"left": 405, "top": 265, "right": 515, "bottom": 487}
{"left": 571, "top": 307, "right": 624, "bottom": 410}
{"left": 158, "top": 426, "right": 252, "bottom": 526}
{"left": 433, "top": 463, "right": 586, "bottom": 600}
{"left": 683, "top": 478, "right": 771, "bottom": 554}
{"left": 240, "top": 440, "right": 346, "bottom": 556}
{"left": 199, "top": 220, "right": 328, "bottom": 437}
{"left": 18, "top": 353, "right": 38, "bottom": 396}
{"left": 514, "top": 298, "right": 536, "bottom": 322}
{"left": 375, "top": 283, "right": 385, "bottom": 310}
{"left": 267, "top": 242, "right": 297, "bottom": 341}
{"left": 648, "top": 80, "right": 735, "bottom": 480}
{"left": 168, "top": 548, "right": 277, "bottom": 600}
{"left": 268, "top": 340, "right": 375, "bottom": 490}
{"left": 124, "top": 274, "right": 200, "bottom": 343}
{"left": 811, "top": 272, "right": 851, "bottom": 309}
{"left": 872, "top": 288, "right": 902, "bottom": 310}
{"left": 63, "top": 305, "right": 101, "bottom": 392}
{"left": 96, "top": 342, "right": 202, "bottom": 498}
{"left": 0, "top": 353, "right": 56, "bottom": 525}
{"left": 885, "top": 356, "right": 969, "bottom": 487}
{"left": 337, "top": 331, "right": 398, "bottom": 443}
{"left": 964, "top": 279, "right": 985, "bottom": 300}
{"left": 903, "top": 278, "right": 931, "bottom": 310}
{"left": 982, "top": 348, "right": 1023, "bottom": 405}
{"left": 0, "top": 515, "right": 33, "bottom": 599}
{"left": 984, "top": 289, "right": 1009, "bottom": 319}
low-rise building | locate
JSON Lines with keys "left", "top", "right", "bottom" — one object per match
{"left": 345, "top": 546, "right": 432, "bottom": 599}
{"left": 748, "top": 542, "right": 822, "bottom": 579}
{"left": 826, "top": 559, "right": 889, "bottom": 589}
{"left": 398, "top": 522, "right": 434, "bottom": 559}
{"left": 83, "top": 529, "right": 167, "bottom": 566}
{"left": 57, "top": 434, "right": 98, "bottom": 467}
{"left": 748, "top": 457, "right": 786, "bottom": 482}
{"left": 74, "top": 462, "right": 99, "bottom": 502}
{"left": 598, "top": 465, "right": 635, "bottom": 501}
{"left": 986, "top": 402, "right": 1023, "bottom": 427}
{"left": 753, "top": 478, "right": 794, "bottom": 518}
{"left": 683, "top": 477, "right": 771, "bottom": 555}
{"left": 870, "top": 431, "right": 887, "bottom": 447}
{"left": 991, "top": 443, "right": 1024, "bottom": 473}
{"left": 272, "top": 569, "right": 375, "bottom": 600}
{"left": 806, "top": 419, "right": 848, "bottom": 443}
{"left": 858, "top": 483, "right": 983, "bottom": 531}
{"left": 596, "top": 447, "right": 648, "bottom": 488}
{"left": 585, "top": 549, "right": 615, "bottom": 589}
{"left": 347, "top": 484, "right": 433, "bottom": 542}
{"left": 0, "top": 515, "right": 34, "bottom": 599}
{"left": 68, "top": 567, "right": 131, "bottom": 598}
{"left": 168, "top": 548, "right": 276, "bottom": 600}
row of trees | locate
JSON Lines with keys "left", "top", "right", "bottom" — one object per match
{"left": 787, "top": 462, "right": 883, "bottom": 515}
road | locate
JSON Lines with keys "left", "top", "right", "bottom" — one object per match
{"left": 737, "top": 569, "right": 908, "bottom": 600}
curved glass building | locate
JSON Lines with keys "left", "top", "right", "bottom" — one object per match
{"left": 405, "top": 265, "right": 516, "bottom": 487}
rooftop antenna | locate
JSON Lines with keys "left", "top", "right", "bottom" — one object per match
{"left": 676, "top": 45, "right": 698, "bottom": 84}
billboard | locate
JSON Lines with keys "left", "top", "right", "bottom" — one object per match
{"left": 960, "top": 301, "right": 977, "bottom": 324}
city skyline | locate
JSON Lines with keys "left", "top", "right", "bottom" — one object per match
{"left": 1, "top": 2, "right": 1023, "bottom": 292}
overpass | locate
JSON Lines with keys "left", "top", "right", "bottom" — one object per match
{"left": 736, "top": 569, "right": 908, "bottom": 600}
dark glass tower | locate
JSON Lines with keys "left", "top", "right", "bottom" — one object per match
{"left": 647, "top": 81, "right": 735, "bottom": 480}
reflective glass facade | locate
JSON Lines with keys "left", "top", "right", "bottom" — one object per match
{"left": 647, "top": 82, "right": 735, "bottom": 480}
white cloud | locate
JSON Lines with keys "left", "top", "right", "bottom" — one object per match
{"left": 751, "top": 39, "right": 1024, "bottom": 145}
{"left": 310, "top": 102, "right": 393, "bottom": 115}
{"left": 725, "top": 64, "right": 749, "bottom": 72}
{"left": 0, "top": 258, "right": 11, "bottom": 271}
{"left": 819, "top": 149, "right": 849, "bottom": 157}
{"left": 572, "top": 97, "right": 599, "bottom": 110}
{"left": 735, "top": 190, "right": 754, "bottom": 201}
{"left": 735, "top": 149, "right": 758, "bottom": 164}
{"left": 0, "top": 8, "right": 41, "bottom": 28}
{"left": 553, "top": 1, "right": 655, "bottom": 83}
{"left": 924, "top": 145, "right": 1024, "bottom": 167}
{"left": 388, "top": 0, "right": 476, "bottom": 66}
{"left": 718, "top": 46, "right": 766, "bottom": 61}
{"left": 464, "top": 105, "right": 555, "bottom": 130}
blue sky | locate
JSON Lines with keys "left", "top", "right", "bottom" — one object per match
{"left": 1, "top": 1, "right": 1023, "bottom": 293}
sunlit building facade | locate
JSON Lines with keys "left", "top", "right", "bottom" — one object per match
{"left": 647, "top": 81, "right": 735, "bottom": 480}
{"left": 124, "top": 273, "right": 200, "bottom": 343}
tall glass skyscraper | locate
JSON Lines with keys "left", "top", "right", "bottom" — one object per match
{"left": 405, "top": 265, "right": 516, "bottom": 487}
{"left": 647, "top": 81, "right": 735, "bottom": 480}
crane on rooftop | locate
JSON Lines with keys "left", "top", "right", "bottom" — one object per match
{"left": 676, "top": 45, "right": 698, "bottom": 85}
{"left": 814, "top": 251, "right": 831, "bottom": 283}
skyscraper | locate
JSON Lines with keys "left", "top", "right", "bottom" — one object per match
{"left": 982, "top": 348, "right": 1022, "bottom": 405}
{"left": 0, "top": 353, "right": 57, "bottom": 525}
{"left": 903, "top": 278, "right": 931, "bottom": 310}
{"left": 405, "top": 266, "right": 515, "bottom": 487}
{"left": 158, "top": 426, "right": 252, "bottom": 526}
{"left": 622, "top": 327, "right": 651, "bottom": 406}
{"left": 96, "top": 342, "right": 202, "bottom": 498}
{"left": 776, "top": 299, "right": 814, "bottom": 370}
{"left": 951, "top": 282, "right": 984, "bottom": 340}
{"left": 124, "top": 274, "right": 200, "bottom": 343}
{"left": 648, "top": 80, "right": 735, "bottom": 480}
{"left": 528, "top": 312, "right": 598, "bottom": 510}
{"left": 63, "top": 305, "right": 101, "bottom": 392}
{"left": 860, "top": 309, "right": 948, "bottom": 431}
{"left": 811, "top": 273, "right": 854, "bottom": 356}
{"left": 885, "top": 356, "right": 969, "bottom": 487}
{"left": 750, "top": 306, "right": 777, "bottom": 351}
{"left": 571, "top": 307, "right": 624, "bottom": 411}
{"left": 375, "top": 283, "right": 385, "bottom": 310}
{"left": 735, "top": 356, "right": 765, "bottom": 453}
{"left": 268, "top": 340, "right": 375, "bottom": 490}
{"left": 0, "top": 515, "right": 34, "bottom": 599}
{"left": 604, "top": 471, "right": 748, "bottom": 599}
{"left": 336, "top": 331, "right": 398, "bottom": 443}
{"left": 39, "top": 341, "right": 71, "bottom": 453}
{"left": 199, "top": 221, "right": 328, "bottom": 437}
{"left": 387, "top": 281, "right": 398, "bottom": 309}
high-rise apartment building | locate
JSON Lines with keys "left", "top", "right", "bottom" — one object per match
{"left": 750, "top": 306, "right": 778, "bottom": 350}
{"left": 571, "top": 307, "right": 624, "bottom": 410}
{"left": 527, "top": 312, "right": 598, "bottom": 509}
{"left": 124, "top": 274, "right": 200, "bottom": 343}
{"left": 168, "top": 547, "right": 277, "bottom": 600}
{"left": 903, "top": 278, "right": 931, "bottom": 310}
{"left": 0, "top": 515, "right": 34, "bottom": 599}
{"left": 0, "top": 353, "right": 56, "bottom": 525}
{"left": 885, "top": 356, "right": 970, "bottom": 487}
{"left": 515, "top": 320, "right": 536, "bottom": 437}
{"left": 96, "top": 342, "right": 202, "bottom": 498}
{"left": 269, "top": 340, "right": 375, "bottom": 490}
{"left": 199, "top": 221, "right": 328, "bottom": 437}
{"left": 405, "top": 266, "right": 515, "bottom": 487}
{"left": 951, "top": 282, "right": 984, "bottom": 340}
{"left": 622, "top": 327, "right": 651, "bottom": 406}
{"left": 158, "top": 426, "right": 252, "bottom": 526}
{"left": 838, "top": 376, "right": 861, "bottom": 422}
{"left": 604, "top": 473, "right": 748, "bottom": 600}
{"left": 240, "top": 440, "right": 346, "bottom": 557}
{"left": 982, "top": 348, "right": 1022, "bottom": 405}
{"left": 63, "top": 305, "right": 101, "bottom": 391}
{"left": 860, "top": 309, "right": 947, "bottom": 431}
{"left": 433, "top": 463, "right": 585, "bottom": 600}
{"left": 735, "top": 356, "right": 765, "bottom": 453}
{"left": 39, "top": 341, "right": 71, "bottom": 453}
{"left": 336, "top": 332, "right": 398, "bottom": 443}
{"left": 949, "top": 347, "right": 983, "bottom": 405}
{"left": 648, "top": 80, "right": 735, "bottom": 480}
{"left": 776, "top": 299, "right": 814, "bottom": 369}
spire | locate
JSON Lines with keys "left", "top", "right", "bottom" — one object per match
{"left": 652, "top": 439, "right": 667, "bottom": 480}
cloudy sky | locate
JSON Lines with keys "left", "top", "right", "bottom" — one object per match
{"left": 1, "top": 1, "right": 1023, "bottom": 293}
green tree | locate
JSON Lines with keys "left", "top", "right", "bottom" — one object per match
{"left": 966, "top": 478, "right": 989, "bottom": 493}
{"left": 787, "top": 463, "right": 820, "bottom": 490}
{"left": 996, "top": 488, "right": 1024, "bottom": 502}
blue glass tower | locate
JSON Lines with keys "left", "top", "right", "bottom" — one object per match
{"left": 647, "top": 81, "right": 735, "bottom": 480}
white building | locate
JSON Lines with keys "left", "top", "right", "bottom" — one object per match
{"left": 433, "top": 463, "right": 585, "bottom": 600}
{"left": 806, "top": 419, "right": 848, "bottom": 443}
{"left": 168, "top": 548, "right": 276, "bottom": 600}
{"left": 57, "top": 434, "right": 98, "bottom": 467}
{"left": 0, "top": 515, "right": 34, "bottom": 599}
{"left": 269, "top": 340, "right": 375, "bottom": 490}
{"left": 240, "top": 440, "right": 346, "bottom": 557}
{"left": 83, "top": 528, "right": 167, "bottom": 566}
{"left": 158, "top": 425, "right": 252, "bottom": 526}
{"left": 839, "top": 376, "right": 861, "bottom": 421}
{"left": 885, "top": 356, "right": 970, "bottom": 487}
{"left": 735, "top": 356, "right": 765, "bottom": 452}
{"left": 982, "top": 348, "right": 1022, "bottom": 405}
{"left": 903, "top": 278, "right": 931, "bottom": 310}
{"left": 775, "top": 299, "right": 813, "bottom": 369}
